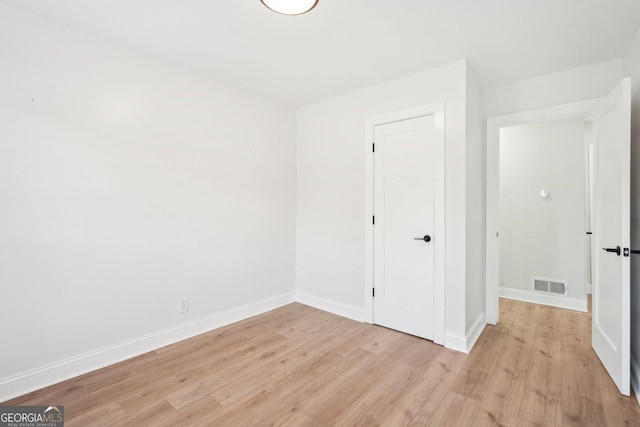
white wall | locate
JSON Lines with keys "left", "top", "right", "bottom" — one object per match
{"left": 624, "top": 26, "right": 640, "bottom": 403}
{"left": 499, "top": 118, "right": 587, "bottom": 300}
{"left": 485, "top": 59, "right": 625, "bottom": 117}
{"left": 0, "top": 2, "right": 296, "bottom": 399}
{"left": 465, "top": 65, "right": 486, "bottom": 336}
{"left": 296, "top": 60, "right": 478, "bottom": 346}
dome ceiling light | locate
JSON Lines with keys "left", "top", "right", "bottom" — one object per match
{"left": 260, "top": 0, "right": 319, "bottom": 16}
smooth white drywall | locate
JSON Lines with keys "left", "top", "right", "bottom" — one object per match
{"left": 484, "top": 59, "right": 625, "bottom": 117}
{"left": 0, "top": 1, "right": 296, "bottom": 386}
{"left": 296, "top": 61, "right": 470, "bottom": 340}
{"left": 499, "top": 118, "right": 587, "bottom": 300}
{"left": 465, "top": 64, "right": 486, "bottom": 331}
{"left": 625, "top": 26, "right": 640, "bottom": 401}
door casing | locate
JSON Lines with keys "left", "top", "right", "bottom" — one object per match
{"left": 364, "top": 103, "right": 446, "bottom": 345}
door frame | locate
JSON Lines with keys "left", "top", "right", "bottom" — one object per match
{"left": 485, "top": 99, "right": 600, "bottom": 325}
{"left": 364, "top": 103, "right": 446, "bottom": 345}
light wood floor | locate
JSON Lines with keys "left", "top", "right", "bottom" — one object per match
{"left": 4, "top": 298, "right": 640, "bottom": 426}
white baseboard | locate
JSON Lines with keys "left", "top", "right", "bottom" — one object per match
{"left": 586, "top": 283, "right": 592, "bottom": 294}
{"left": 499, "top": 287, "right": 587, "bottom": 312}
{"left": 466, "top": 312, "right": 486, "bottom": 352}
{"left": 444, "top": 312, "right": 486, "bottom": 354}
{"left": 632, "top": 355, "right": 640, "bottom": 406}
{"left": 444, "top": 332, "right": 467, "bottom": 353}
{"left": 0, "top": 291, "right": 295, "bottom": 403}
{"left": 295, "top": 292, "right": 365, "bottom": 322}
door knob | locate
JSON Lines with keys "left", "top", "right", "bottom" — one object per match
{"left": 602, "top": 246, "right": 621, "bottom": 256}
{"left": 413, "top": 235, "right": 431, "bottom": 243}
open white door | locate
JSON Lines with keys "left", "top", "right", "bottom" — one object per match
{"left": 592, "top": 78, "right": 631, "bottom": 396}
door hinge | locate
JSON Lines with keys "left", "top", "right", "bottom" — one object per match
{"left": 372, "top": 142, "right": 375, "bottom": 152}
{"left": 372, "top": 288, "right": 375, "bottom": 297}
{"left": 372, "top": 215, "right": 375, "bottom": 225}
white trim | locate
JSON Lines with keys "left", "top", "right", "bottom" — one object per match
{"left": 364, "top": 103, "right": 446, "bottom": 345}
{"left": 584, "top": 127, "right": 594, "bottom": 299}
{"left": 586, "top": 283, "right": 592, "bottom": 294}
{"left": 0, "top": 291, "right": 295, "bottom": 402}
{"left": 444, "top": 312, "right": 486, "bottom": 354}
{"left": 485, "top": 99, "right": 600, "bottom": 325}
{"left": 444, "top": 332, "right": 468, "bottom": 353}
{"left": 631, "top": 355, "right": 640, "bottom": 406}
{"left": 499, "top": 287, "right": 587, "bottom": 312}
{"left": 295, "top": 292, "right": 365, "bottom": 322}
{"left": 466, "top": 312, "right": 487, "bottom": 352}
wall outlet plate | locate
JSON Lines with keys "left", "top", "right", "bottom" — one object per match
{"left": 179, "top": 297, "right": 190, "bottom": 314}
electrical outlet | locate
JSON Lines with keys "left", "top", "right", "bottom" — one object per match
{"left": 178, "top": 297, "right": 190, "bottom": 314}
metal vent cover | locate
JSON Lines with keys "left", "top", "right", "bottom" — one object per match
{"left": 534, "top": 279, "right": 549, "bottom": 292}
{"left": 549, "top": 281, "right": 566, "bottom": 295}
{"left": 532, "top": 277, "right": 567, "bottom": 296}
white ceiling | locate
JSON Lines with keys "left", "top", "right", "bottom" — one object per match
{"left": 7, "top": 0, "right": 640, "bottom": 107}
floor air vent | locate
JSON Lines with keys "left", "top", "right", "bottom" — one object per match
{"left": 532, "top": 277, "right": 567, "bottom": 296}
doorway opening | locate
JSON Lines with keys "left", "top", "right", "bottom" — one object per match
{"left": 485, "top": 99, "right": 599, "bottom": 325}
{"left": 497, "top": 116, "right": 592, "bottom": 313}
{"left": 486, "top": 78, "right": 631, "bottom": 396}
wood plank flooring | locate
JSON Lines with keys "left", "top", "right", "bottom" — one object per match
{"left": 3, "top": 298, "right": 639, "bottom": 426}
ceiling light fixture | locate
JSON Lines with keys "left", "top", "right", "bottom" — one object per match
{"left": 260, "top": 0, "right": 318, "bottom": 16}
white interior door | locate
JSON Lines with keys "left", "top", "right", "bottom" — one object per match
{"left": 373, "top": 115, "right": 435, "bottom": 340}
{"left": 592, "top": 78, "right": 631, "bottom": 396}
